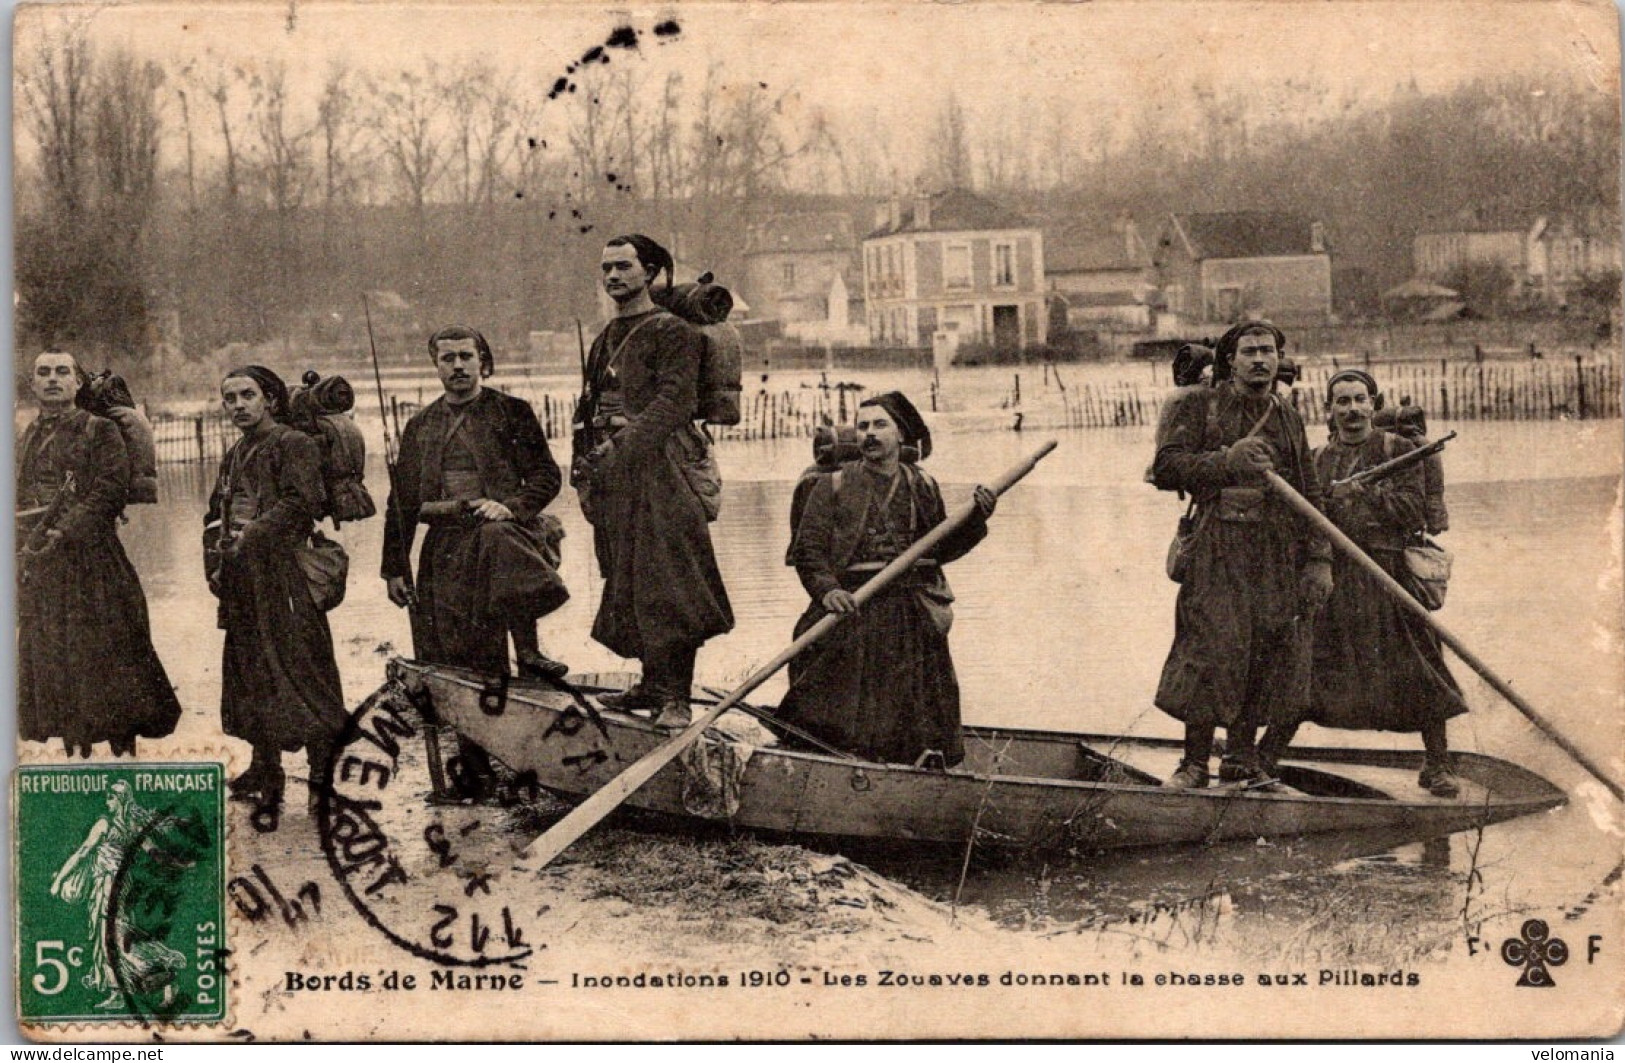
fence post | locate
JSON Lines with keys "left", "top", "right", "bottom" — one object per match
{"left": 194, "top": 416, "right": 205, "bottom": 463}
{"left": 1575, "top": 354, "right": 1588, "bottom": 419}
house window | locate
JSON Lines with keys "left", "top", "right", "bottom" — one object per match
{"left": 994, "top": 242, "right": 1015, "bottom": 287}
{"left": 783, "top": 261, "right": 796, "bottom": 287}
{"left": 945, "top": 244, "right": 972, "bottom": 289}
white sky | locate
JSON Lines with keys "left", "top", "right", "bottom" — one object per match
{"left": 14, "top": 0, "right": 1620, "bottom": 177}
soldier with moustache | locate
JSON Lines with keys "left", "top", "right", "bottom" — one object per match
{"left": 1150, "top": 322, "right": 1333, "bottom": 789}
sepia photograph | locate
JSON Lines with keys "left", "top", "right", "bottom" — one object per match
{"left": 8, "top": 0, "right": 1624, "bottom": 1042}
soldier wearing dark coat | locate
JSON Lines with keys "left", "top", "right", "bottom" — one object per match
{"left": 578, "top": 235, "right": 734, "bottom": 728}
{"left": 1259, "top": 369, "right": 1466, "bottom": 797}
{"left": 1151, "top": 322, "right": 1333, "bottom": 789}
{"left": 382, "top": 325, "right": 567, "bottom": 680}
{"left": 18, "top": 351, "right": 181, "bottom": 757}
{"left": 206, "top": 366, "right": 346, "bottom": 828}
{"left": 774, "top": 392, "right": 996, "bottom": 767}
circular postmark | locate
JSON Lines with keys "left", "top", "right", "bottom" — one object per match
{"left": 105, "top": 803, "right": 218, "bottom": 1024}
{"left": 315, "top": 670, "right": 542, "bottom": 969}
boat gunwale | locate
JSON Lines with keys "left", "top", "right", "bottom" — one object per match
{"left": 390, "top": 660, "right": 1568, "bottom": 817}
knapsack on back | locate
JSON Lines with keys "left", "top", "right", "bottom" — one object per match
{"left": 76, "top": 370, "right": 158, "bottom": 504}
{"left": 1375, "top": 401, "right": 1448, "bottom": 535}
{"left": 288, "top": 371, "right": 376, "bottom": 525}
{"left": 652, "top": 272, "right": 744, "bottom": 426}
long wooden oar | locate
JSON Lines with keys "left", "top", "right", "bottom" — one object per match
{"left": 1265, "top": 469, "right": 1625, "bottom": 803}
{"left": 521, "top": 440, "right": 1059, "bottom": 866}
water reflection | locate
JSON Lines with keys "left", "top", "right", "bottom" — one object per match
{"left": 107, "top": 419, "right": 1621, "bottom": 945}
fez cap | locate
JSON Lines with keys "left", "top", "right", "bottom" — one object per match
{"left": 859, "top": 390, "right": 932, "bottom": 461}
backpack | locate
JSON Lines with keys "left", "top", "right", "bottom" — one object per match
{"left": 652, "top": 273, "right": 744, "bottom": 426}
{"left": 76, "top": 371, "right": 157, "bottom": 504}
{"left": 287, "top": 372, "right": 376, "bottom": 525}
{"left": 1376, "top": 402, "right": 1448, "bottom": 535}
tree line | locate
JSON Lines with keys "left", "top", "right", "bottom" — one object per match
{"left": 15, "top": 24, "right": 1619, "bottom": 378}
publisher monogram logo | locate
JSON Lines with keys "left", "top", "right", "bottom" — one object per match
{"left": 1502, "top": 919, "right": 1569, "bottom": 988}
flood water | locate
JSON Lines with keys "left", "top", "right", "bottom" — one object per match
{"left": 73, "top": 415, "right": 1624, "bottom": 956}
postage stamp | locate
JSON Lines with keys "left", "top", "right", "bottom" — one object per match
{"left": 13, "top": 764, "right": 227, "bottom": 1027}
{"left": 10, "top": 0, "right": 1625, "bottom": 1043}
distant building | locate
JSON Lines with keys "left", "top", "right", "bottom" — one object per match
{"left": 1413, "top": 226, "right": 1529, "bottom": 282}
{"left": 1528, "top": 210, "right": 1622, "bottom": 306}
{"left": 863, "top": 189, "right": 1047, "bottom": 351}
{"left": 1152, "top": 212, "right": 1333, "bottom": 330}
{"left": 742, "top": 212, "right": 859, "bottom": 326}
{"left": 1413, "top": 210, "right": 1621, "bottom": 308}
{"left": 1045, "top": 215, "right": 1155, "bottom": 330}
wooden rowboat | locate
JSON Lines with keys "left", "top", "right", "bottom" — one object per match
{"left": 388, "top": 659, "right": 1566, "bottom": 853}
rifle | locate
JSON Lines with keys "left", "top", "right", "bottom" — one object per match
{"left": 1329, "top": 430, "right": 1457, "bottom": 491}
{"left": 19, "top": 471, "right": 77, "bottom": 585}
{"left": 570, "top": 317, "right": 601, "bottom": 488}
{"left": 365, "top": 294, "right": 417, "bottom": 607}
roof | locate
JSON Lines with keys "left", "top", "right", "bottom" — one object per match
{"left": 866, "top": 188, "right": 1032, "bottom": 239}
{"left": 744, "top": 212, "right": 855, "bottom": 255}
{"left": 1046, "top": 221, "right": 1149, "bottom": 274}
{"left": 1165, "top": 212, "right": 1324, "bottom": 260}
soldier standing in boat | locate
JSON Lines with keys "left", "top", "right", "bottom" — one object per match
{"left": 774, "top": 391, "right": 997, "bottom": 768}
{"left": 382, "top": 325, "right": 569, "bottom": 680}
{"left": 1151, "top": 321, "right": 1333, "bottom": 789}
{"left": 1258, "top": 369, "right": 1467, "bottom": 796}
{"left": 382, "top": 326, "right": 569, "bottom": 796}
{"left": 18, "top": 350, "right": 181, "bottom": 758}
{"left": 206, "top": 366, "right": 346, "bottom": 828}
{"left": 575, "top": 235, "right": 735, "bottom": 730}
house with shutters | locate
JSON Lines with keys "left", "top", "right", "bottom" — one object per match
{"left": 862, "top": 189, "right": 1046, "bottom": 351}
{"left": 1152, "top": 212, "right": 1333, "bottom": 330}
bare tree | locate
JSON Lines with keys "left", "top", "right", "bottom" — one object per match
{"left": 444, "top": 59, "right": 520, "bottom": 205}
{"left": 203, "top": 60, "right": 243, "bottom": 203}
{"left": 18, "top": 23, "right": 93, "bottom": 215}
{"left": 17, "top": 39, "right": 164, "bottom": 358}
{"left": 369, "top": 66, "right": 449, "bottom": 225}
{"left": 928, "top": 93, "right": 972, "bottom": 189}
{"left": 244, "top": 61, "right": 312, "bottom": 215}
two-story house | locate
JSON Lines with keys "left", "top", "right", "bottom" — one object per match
{"left": 863, "top": 189, "right": 1046, "bottom": 351}
{"left": 742, "top": 212, "right": 860, "bottom": 326}
{"left": 1152, "top": 212, "right": 1333, "bottom": 330}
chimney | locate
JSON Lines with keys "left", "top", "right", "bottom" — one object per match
{"left": 1310, "top": 221, "right": 1326, "bottom": 254}
{"left": 888, "top": 194, "right": 903, "bottom": 232}
{"left": 914, "top": 191, "right": 933, "bottom": 230}
{"left": 1116, "top": 211, "right": 1136, "bottom": 257}
{"left": 874, "top": 200, "right": 890, "bottom": 232}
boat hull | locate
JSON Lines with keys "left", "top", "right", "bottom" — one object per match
{"left": 388, "top": 659, "right": 1567, "bottom": 853}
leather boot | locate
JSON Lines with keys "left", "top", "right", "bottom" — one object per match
{"left": 516, "top": 647, "right": 569, "bottom": 681}
{"left": 651, "top": 698, "right": 693, "bottom": 731}
{"left": 1165, "top": 759, "right": 1210, "bottom": 789}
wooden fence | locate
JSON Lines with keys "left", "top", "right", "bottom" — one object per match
{"left": 146, "top": 355, "right": 1622, "bottom": 466}
{"left": 1012, "top": 355, "right": 1621, "bottom": 431}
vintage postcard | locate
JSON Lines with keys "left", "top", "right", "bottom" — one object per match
{"left": 10, "top": 0, "right": 1624, "bottom": 1042}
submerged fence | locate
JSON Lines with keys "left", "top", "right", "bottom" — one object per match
{"left": 149, "top": 355, "right": 1621, "bottom": 466}
{"left": 1011, "top": 355, "right": 1622, "bottom": 431}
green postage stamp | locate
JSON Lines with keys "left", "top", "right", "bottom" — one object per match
{"left": 13, "top": 763, "right": 227, "bottom": 1026}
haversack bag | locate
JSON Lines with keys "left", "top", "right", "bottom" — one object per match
{"left": 1404, "top": 534, "right": 1452, "bottom": 611}
{"left": 296, "top": 530, "right": 350, "bottom": 612}
{"left": 1165, "top": 503, "right": 1206, "bottom": 583}
{"left": 677, "top": 424, "right": 723, "bottom": 522}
